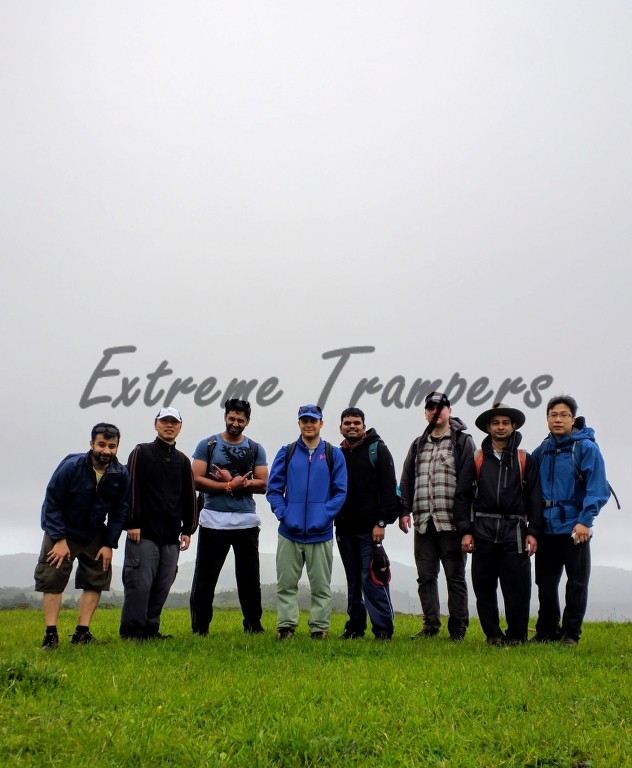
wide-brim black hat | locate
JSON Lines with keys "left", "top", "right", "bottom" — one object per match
{"left": 475, "top": 402, "right": 526, "bottom": 433}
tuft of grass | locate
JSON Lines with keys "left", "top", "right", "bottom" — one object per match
{"left": 0, "top": 608, "right": 630, "bottom": 767}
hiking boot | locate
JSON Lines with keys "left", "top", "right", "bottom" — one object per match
{"left": 486, "top": 636, "right": 505, "bottom": 647}
{"left": 42, "top": 632, "right": 59, "bottom": 650}
{"left": 530, "top": 634, "right": 556, "bottom": 644}
{"left": 374, "top": 634, "right": 392, "bottom": 641}
{"left": 149, "top": 632, "right": 173, "bottom": 640}
{"left": 559, "top": 635, "right": 578, "bottom": 647}
{"left": 450, "top": 634, "right": 465, "bottom": 642}
{"left": 244, "top": 622, "right": 265, "bottom": 635}
{"left": 70, "top": 630, "right": 95, "bottom": 645}
{"left": 277, "top": 628, "right": 295, "bottom": 641}
{"left": 410, "top": 629, "right": 439, "bottom": 639}
{"left": 310, "top": 631, "right": 329, "bottom": 640}
{"left": 504, "top": 638, "right": 525, "bottom": 647}
{"left": 340, "top": 630, "right": 364, "bottom": 640}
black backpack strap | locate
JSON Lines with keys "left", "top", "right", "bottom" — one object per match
{"left": 284, "top": 441, "right": 298, "bottom": 472}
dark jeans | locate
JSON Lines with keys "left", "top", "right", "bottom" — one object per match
{"left": 471, "top": 538, "right": 531, "bottom": 641}
{"left": 190, "top": 526, "right": 262, "bottom": 634}
{"left": 336, "top": 531, "right": 394, "bottom": 638}
{"left": 414, "top": 524, "right": 468, "bottom": 637}
{"left": 535, "top": 534, "right": 591, "bottom": 641}
{"left": 120, "top": 538, "right": 179, "bottom": 638}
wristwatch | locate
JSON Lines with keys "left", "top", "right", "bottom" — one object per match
{"left": 377, "top": 520, "right": 386, "bottom": 528}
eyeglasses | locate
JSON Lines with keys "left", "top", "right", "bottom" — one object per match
{"left": 225, "top": 399, "right": 250, "bottom": 409}
{"left": 547, "top": 412, "right": 573, "bottom": 420}
{"left": 92, "top": 423, "right": 120, "bottom": 438}
{"left": 298, "top": 405, "right": 322, "bottom": 417}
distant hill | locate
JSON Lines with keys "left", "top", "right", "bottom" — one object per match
{"left": 3, "top": 552, "right": 632, "bottom": 621}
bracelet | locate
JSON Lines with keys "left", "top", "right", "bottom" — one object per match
{"left": 226, "top": 482, "right": 232, "bottom": 494}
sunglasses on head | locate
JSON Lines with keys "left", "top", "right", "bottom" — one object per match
{"left": 225, "top": 399, "right": 250, "bottom": 409}
{"left": 298, "top": 405, "right": 322, "bottom": 417}
{"left": 92, "top": 423, "right": 120, "bottom": 438}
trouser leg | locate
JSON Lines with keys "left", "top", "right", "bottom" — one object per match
{"left": 190, "top": 528, "right": 231, "bottom": 634}
{"left": 232, "top": 527, "right": 263, "bottom": 629}
{"left": 471, "top": 539, "right": 502, "bottom": 639}
{"left": 276, "top": 535, "right": 304, "bottom": 630}
{"left": 499, "top": 543, "right": 532, "bottom": 642}
{"left": 304, "top": 539, "right": 334, "bottom": 633}
{"left": 336, "top": 532, "right": 367, "bottom": 635}
{"left": 145, "top": 543, "right": 179, "bottom": 636}
{"left": 535, "top": 535, "right": 564, "bottom": 639}
{"left": 413, "top": 529, "right": 441, "bottom": 632}
{"left": 120, "top": 538, "right": 160, "bottom": 639}
{"left": 358, "top": 533, "right": 394, "bottom": 638}
{"left": 439, "top": 530, "right": 469, "bottom": 637}
{"left": 561, "top": 537, "right": 591, "bottom": 641}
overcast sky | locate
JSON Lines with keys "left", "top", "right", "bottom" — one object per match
{"left": 1, "top": 2, "right": 630, "bottom": 576}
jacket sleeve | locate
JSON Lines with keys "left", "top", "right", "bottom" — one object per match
{"left": 181, "top": 456, "right": 198, "bottom": 536}
{"left": 40, "top": 458, "right": 74, "bottom": 542}
{"left": 399, "top": 439, "right": 418, "bottom": 516}
{"left": 266, "top": 446, "right": 288, "bottom": 520}
{"left": 376, "top": 442, "right": 399, "bottom": 524}
{"left": 104, "top": 466, "right": 130, "bottom": 549}
{"left": 524, "top": 453, "right": 543, "bottom": 537}
{"left": 576, "top": 441, "right": 611, "bottom": 527}
{"left": 125, "top": 445, "right": 143, "bottom": 529}
{"left": 325, "top": 447, "right": 348, "bottom": 518}
{"left": 453, "top": 455, "right": 476, "bottom": 533}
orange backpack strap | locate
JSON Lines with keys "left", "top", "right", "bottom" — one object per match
{"left": 474, "top": 449, "right": 484, "bottom": 480}
{"left": 517, "top": 449, "right": 526, "bottom": 485}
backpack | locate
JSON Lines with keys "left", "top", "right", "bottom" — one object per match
{"left": 368, "top": 440, "right": 403, "bottom": 522}
{"left": 569, "top": 442, "right": 621, "bottom": 510}
{"left": 473, "top": 448, "right": 527, "bottom": 486}
{"left": 196, "top": 435, "right": 261, "bottom": 512}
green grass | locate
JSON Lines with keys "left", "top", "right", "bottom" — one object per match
{"left": 1, "top": 609, "right": 630, "bottom": 767}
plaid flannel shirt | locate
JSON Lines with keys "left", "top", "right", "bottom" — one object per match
{"left": 412, "top": 432, "right": 457, "bottom": 533}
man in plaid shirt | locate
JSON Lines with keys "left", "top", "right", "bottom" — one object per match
{"left": 399, "top": 392, "right": 475, "bottom": 641}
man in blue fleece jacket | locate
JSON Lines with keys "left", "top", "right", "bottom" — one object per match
{"left": 267, "top": 404, "right": 347, "bottom": 640}
{"left": 531, "top": 395, "right": 610, "bottom": 645}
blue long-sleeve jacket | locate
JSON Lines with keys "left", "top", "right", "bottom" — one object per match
{"left": 531, "top": 422, "right": 610, "bottom": 534}
{"left": 267, "top": 438, "right": 347, "bottom": 543}
{"left": 40, "top": 451, "right": 130, "bottom": 547}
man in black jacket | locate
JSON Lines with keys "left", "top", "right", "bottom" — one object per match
{"left": 336, "top": 408, "right": 399, "bottom": 640}
{"left": 453, "top": 402, "right": 542, "bottom": 646}
{"left": 120, "top": 407, "right": 197, "bottom": 640}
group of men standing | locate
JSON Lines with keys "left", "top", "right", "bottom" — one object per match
{"left": 35, "top": 391, "right": 611, "bottom": 649}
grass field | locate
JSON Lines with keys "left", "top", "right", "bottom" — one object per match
{"left": 1, "top": 608, "right": 630, "bottom": 767}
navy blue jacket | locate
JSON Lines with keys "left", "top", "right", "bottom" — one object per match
{"left": 40, "top": 451, "right": 130, "bottom": 547}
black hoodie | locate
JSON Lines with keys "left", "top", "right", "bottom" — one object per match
{"left": 336, "top": 428, "right": 399, "bottom": 534}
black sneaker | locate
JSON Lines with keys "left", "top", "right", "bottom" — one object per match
{"left": 244, "top": 622, "right": 265, "bottom": 635}
{"left": 340, "top": 630, "right": 364, "bottom": 640}
{"left": 42, "top": 632, "right": 59, "bottom": 650}
{"left": 449, "top": 633, "right": 465, "bottom": 642}
{"left": 410, "top": 629, "right": 439, "bottom": 639}
{"left": 486, "top": 636, "right": 505, "bottom": 647}
{"left": 374, "top": 634, "right": 392, "bottom": 641}
{"left": 149, "top": 632, "right": 173, "bottom": 640}
{"left": 70, "top": 630, "right": 95, "bottom": 645}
